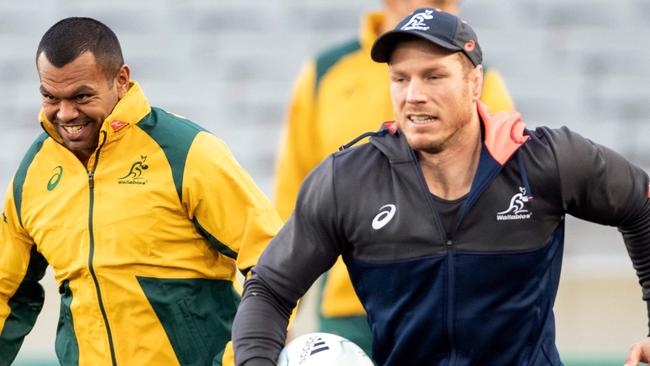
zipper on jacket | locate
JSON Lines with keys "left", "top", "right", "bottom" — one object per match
{"left": 404, "top": 138, "right": 528, "bottom": 365}
{"left": 86, "top": 132, "right": 118, "bottom": 366}
{"left": 439, "top": 148, "right": 529, "bottom": 365}
{"left": 408, "top": 149, "right": 457, "bottom": 364}
{"left": 408, "top": 149, "right": 447, "bottom": 243}
{"left": 446, "top": 239, "right": 456, "bottom": 366}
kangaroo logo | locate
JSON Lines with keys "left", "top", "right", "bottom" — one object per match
{"left": 118, "top": 155, "right": 149, "bottom": 185}
{"left": 496, "top": 187, "right": 533, "bottom": 221}
{"left": 401, "top": 9, "right": 434, "bottom": 31}
{"left": 372, "top": 204, "right": 397, "bottom": 230}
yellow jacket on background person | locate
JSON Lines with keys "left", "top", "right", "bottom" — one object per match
{"left": 0, "top": 81, "right": 282, "bottom": 365}
{"left": 273, "top": 11, "right": 514, "bottom": 353}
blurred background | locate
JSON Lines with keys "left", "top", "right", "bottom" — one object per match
{"left": 1, "top": 0, "right": 649, "bottom": 365}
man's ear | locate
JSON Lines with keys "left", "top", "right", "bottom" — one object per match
{"left": 470, "top": 64, "right": 484, "bottom": 102}
{"left": 115, "top": 64, "right": 131, "bottom": 99}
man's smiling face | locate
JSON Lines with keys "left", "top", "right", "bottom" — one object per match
{"left": 37, "top": 51, "right": 127, "bottom": 164}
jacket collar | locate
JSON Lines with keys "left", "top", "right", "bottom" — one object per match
{"left": 478, "top": 101, "right": 529, "bottom": 165}
{"left": 39, "top": 80, "right": 152, "bottom": 145}
{"left": 370, "top": 101, "right": 529, "bottom": 166}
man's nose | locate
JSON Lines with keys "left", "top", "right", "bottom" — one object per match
{"left": 406, "top": 79, "right": 426, "bottom": 104}
{"left": 56, "top": 100, "right": 79, "bottom": 123}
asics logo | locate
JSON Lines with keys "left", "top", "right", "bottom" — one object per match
{"left": 372, "top": 204, "right": 397, "bottom": 230}
{"left": 47, "top": 165, "right": 63, "bottom": 191}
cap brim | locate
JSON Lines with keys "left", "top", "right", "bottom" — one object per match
{"left": 371, "top": 30, "right": 462, "bottom": 63}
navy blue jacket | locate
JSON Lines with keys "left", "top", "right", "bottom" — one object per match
{"left": 233, "top": 105, "right": 650, "bottom": 366}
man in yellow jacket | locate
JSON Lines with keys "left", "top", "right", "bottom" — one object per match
{"left": 0, "top": 17, "right": 282, "bottom": 366}
{"left": 273, "top": 0, "right": 514, "bottom": 355}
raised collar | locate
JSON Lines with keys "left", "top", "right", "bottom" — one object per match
{"left": 478, "top": 101, "right": 529, "bottom": 165}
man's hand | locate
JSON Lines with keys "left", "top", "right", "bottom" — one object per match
{"left": 625, "top": 337, "right": 650, "bottom": 365}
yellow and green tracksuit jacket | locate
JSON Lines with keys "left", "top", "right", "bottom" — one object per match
{"left": 273, "top": 10, "right": 515, "bottom": 338}
{"left": 0, "top": 81, "right": 282, "bottom": 365}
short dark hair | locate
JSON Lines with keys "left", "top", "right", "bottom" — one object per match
{"left": 36, "top": 17, "right": 124, "bottom": 79}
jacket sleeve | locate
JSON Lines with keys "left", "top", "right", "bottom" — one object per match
{"left": 0, "top": 180, "right": 47, "bottom": 364}
{"left": 182, "top": 132, "right": 283, "bottom": 275}
{"left": 233, "top": 156, "right": 344, "bottom": 366}
{"left": 547, "top": 127, "right": 650, "bottom": 332}
{"left": 273, "top": 61, "right": 322, "bottom": 221}
{"left": 481, "top": 68, "right": 515, "bottom": 113}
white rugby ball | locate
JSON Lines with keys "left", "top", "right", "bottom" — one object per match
{"left": 277, "top": 332, "right": 374, "bottom": 366}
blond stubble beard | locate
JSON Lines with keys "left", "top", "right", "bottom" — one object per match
{"left": 405, "top": 83, "right": 475, "bottom": 155}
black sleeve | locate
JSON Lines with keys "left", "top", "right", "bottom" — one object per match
{"left": 232, "top": 156, "right": 346, "bottom": 366}
{"left": 547, "top": 127, "right": 650, "bottom": 333}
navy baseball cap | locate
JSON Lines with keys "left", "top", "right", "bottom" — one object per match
{"left": 371, "top": 8, "right": 482, "bottom": 66}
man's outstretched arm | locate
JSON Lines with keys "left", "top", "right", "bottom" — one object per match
{"left": 232, "top": 270, "right": 296, "bottom": 366}
{"left": 232, "top": 156, "right": 346, "bottom": 366}
{"left": 545, "top": 127, "right": 650, "bottom": 360}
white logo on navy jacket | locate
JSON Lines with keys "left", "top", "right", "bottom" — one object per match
{"left": 372, "top": 204, "right": 397, "bottom": 230}
{"left": 496, "top": 187, "right": 533, "bottom": 221}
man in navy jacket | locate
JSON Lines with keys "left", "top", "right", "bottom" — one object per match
{"left": 233, "top": 8, "right": 650, "bottom": 366}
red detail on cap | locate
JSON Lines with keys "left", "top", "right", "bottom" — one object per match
{"left": 464, "top": 40, "right": 476, "bottom": 52}
{"left": 647, "top": 183, "right": 650, "bottom": 198}
{"left": 383, "top": 121, "right": 398, "bottom": 134}
{"left": 110, "top": 120, "right": 127, "bottom": 131}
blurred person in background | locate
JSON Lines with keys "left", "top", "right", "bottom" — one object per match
{"left": 0, "top": 17, "right": 281, "bottom": 366}
{"left": 233, "top": 7, "right": 650, "bottom": 366}
{"left": 273, "top": 0, "right": 514, "bottom": 356}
